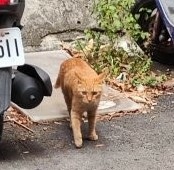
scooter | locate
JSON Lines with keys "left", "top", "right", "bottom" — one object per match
{"left": 131, "top": 0, "right": 174, "bottom": 64}
{"left": 0, "top": 0, "right": 52, "bottom": 139}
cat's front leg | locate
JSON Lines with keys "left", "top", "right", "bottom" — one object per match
{"left": 71, "top": 111, "right": 83, "bottom": 148}
{"left": 87, "top": 110, "right": 98, "bottom": 141}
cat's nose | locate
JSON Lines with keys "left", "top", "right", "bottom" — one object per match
{"left": 87, "top": 97, "right": 92, "bottom": 102}
{"left": 88, "top": 99, "right": 92, "bottom": 102}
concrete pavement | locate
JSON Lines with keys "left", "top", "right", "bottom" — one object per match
{"left": 16, "top": 50, "right": 141, "bottom": 122}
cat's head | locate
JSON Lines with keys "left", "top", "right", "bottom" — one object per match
{"left": 75, "top": 72, "right": 106, "bottom": 104}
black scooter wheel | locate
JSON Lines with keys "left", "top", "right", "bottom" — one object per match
{"left": 132, "top": 0, "right": 174, "bottom": 65}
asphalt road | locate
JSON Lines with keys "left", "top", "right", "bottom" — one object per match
{"left": 1, "top": 94, "right": 174, "bottom": 170}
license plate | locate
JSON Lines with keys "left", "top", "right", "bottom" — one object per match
{"left": 0, "top": 27, "right": 25, "bottom": 68}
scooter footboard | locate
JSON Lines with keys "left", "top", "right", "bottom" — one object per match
{"left": 0, "top": 67, "right": 12, "bottom": 114}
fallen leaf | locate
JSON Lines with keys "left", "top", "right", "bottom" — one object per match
{"left": 43, "top": 127, "right": 48, "bottom": 131}
{"left": 152, "top": 102, "right": 157, "bottom": 106}
{"left": 151, "top": 106, "right": 155, "bottom": 110}
{"left": 23, "top": 151, "right": 29, "bottom": 154}
{"left": 54, "top": 121, "right": 62, "bottom": 125}
{"left": 150, "top": 116, "right": 156, "bottom": 121}
{"left": 136, "top": 84, "right": 146, "bottom": 92}
{"left": 129, "top": 96, "right": 147, "bottom": 103}
{"left": 95, "top": 144, "right": 105, "bottom": 147}
{"left": 142, "top": 110, "right": 148, "bottom": 114}
{"left": 162, "top": 79, "right": 174, "bottom": 89}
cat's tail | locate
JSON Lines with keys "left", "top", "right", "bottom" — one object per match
{"left": 54, "top": 73, "right": 61, "bottom": 89}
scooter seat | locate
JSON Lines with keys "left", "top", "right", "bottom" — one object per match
{"left": 159, "top": 0, "right": 174, "bottom": 26}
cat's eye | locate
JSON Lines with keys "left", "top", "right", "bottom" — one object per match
{"left": 92, "top": 92, "right": 98, "bottom": 95}
{"left": 82, "top": 91, "right": 87, "bottom": 95}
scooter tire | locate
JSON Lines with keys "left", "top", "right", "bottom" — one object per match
{"left": 132, "top": 0, "right": 174, "bottom": 65}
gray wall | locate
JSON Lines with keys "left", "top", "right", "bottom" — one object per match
{"left": 21, "top": 0, "right": 96, "bottom": 52}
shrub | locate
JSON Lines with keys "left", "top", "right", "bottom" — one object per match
{"left": 75, "top": 0, "right": 166, "bottom": 87}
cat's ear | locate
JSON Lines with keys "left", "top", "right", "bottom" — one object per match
{"left": 75, "top": 71, "right": 85, "bottom": 83}
{"left": 97, "top": 72, "right": 106, "bottom": 83}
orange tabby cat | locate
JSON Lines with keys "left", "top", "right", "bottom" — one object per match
{"left": 54, "top": 57, "right": 105, "bottom": 148}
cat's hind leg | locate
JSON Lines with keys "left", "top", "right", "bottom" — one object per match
{"left": 62, "top": 89, "right": 72, "bottom": 128}
{"left": 54, "top": 73, "right": 61, "bottom": 89}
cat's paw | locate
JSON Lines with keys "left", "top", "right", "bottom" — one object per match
{"left": 74, "top": 139, "right": 83, "bottom": 148}
{"left": 88, "top": 134, "right": 98, "bottom": 141}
